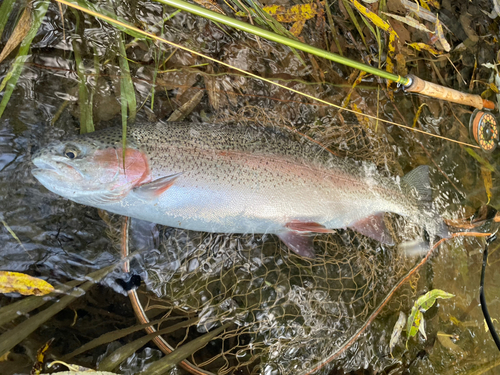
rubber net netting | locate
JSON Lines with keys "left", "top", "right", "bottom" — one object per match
{"left": 126, "top": 108, "right": 419, "bottom": 374}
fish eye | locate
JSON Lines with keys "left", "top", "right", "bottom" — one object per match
{"left": 64, "top": 148, "right": 78, "bottom": 159}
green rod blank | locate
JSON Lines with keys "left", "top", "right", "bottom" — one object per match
{"left": 155, "top": 0, "right": 409, "bottom": 85}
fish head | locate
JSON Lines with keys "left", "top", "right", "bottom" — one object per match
{"left": 32, "top": 132, "right": 150, "bottom": 205}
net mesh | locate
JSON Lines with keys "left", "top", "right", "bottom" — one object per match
{"left": 124, "top": 107, "right": 420, "bottom": 374}
{"left": 135, "top": 228, "right": 416, "bottom": 374}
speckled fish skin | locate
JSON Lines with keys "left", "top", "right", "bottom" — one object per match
{"left": 32, "top": 122, "right": 448, "bottom": 256}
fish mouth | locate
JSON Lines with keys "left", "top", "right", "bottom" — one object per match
{"left": 32, "top": 161, "right": 58, "bottom": 172}
{"left": 32, "top": 158, "right": 82, "bottom": 178}
{"left": 32, "top": 158, "right": 62, "bottom": 176}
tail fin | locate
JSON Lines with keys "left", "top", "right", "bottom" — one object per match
{"left": 402, "top": 165, "right": 449, "bottom": 239}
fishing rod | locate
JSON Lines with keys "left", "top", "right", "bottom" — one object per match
{"left": 153, "top": 0, "right": 500, "bottom": 153}
{"left": 56, "top": 0, "right": 499, "bottom": 151}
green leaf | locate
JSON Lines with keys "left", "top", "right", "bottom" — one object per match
{"left": 406, "top": 307, "right": 423, "bottom": 347}
{"left": 416, "top": 289, "right": 455, "bottom": 313}
{"left": 406, "top": 289, "right": 454, "bottom": 347}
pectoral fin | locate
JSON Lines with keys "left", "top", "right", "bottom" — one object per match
{"left": 278, "top": 231, "right": 316, "bottom": 258}
{"left": 133, "top": 173, "right": 182, "bottom": 200}
{"left": 348, "top": 213, "right": 394, "bottom": 245}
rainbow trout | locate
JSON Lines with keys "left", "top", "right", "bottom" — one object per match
{"left": 32, "top": 122, "right": 448, "bottom": 257}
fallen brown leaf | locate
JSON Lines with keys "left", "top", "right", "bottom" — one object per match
{"left": 0, "top": 4, "right": 32, "bottom": 64}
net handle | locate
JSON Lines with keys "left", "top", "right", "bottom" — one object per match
{"left": 121, "top": 217, "right": 214, "bottom": 375}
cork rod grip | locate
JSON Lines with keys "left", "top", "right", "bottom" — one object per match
{"left": 404, "top": 74, "right": 495, "bottom": 110}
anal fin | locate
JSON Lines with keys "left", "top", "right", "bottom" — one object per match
{"left": 348, "top": 213, "right": 395, "bottom": 245}
{"left": 278, "top": 231, "right": 316, "bottom": 258}
{"left": 285, "top": 220, "right": 335, "bottom": 233}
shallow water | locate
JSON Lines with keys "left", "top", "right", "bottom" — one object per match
{"left": 1, "top": 0, "right": 500, "bottom": 374}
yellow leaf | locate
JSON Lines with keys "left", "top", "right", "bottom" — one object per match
{"left": 0, "top": 271, "right": 54, "bottom": 296}
{"left": 263, "top": 2, "right": 322, "bottom": 23}
{"left": 490, "top": 82, "right": 499, "bottom": 93}
{"left": 481, "top": 167, "right": 493, "bottom": 204}
{"left": 289, "top": 19, "right": 306, "bottom": 37}
{"left": 434, "top": 17, "right": 451, "bottom": 52}
{"left": 485, "top": 318, "right": 498, "bottom": 332}
{"left": 449, "top": 315, "right": 463, "bottom": 327}
{"left": 387, "top": 33, "right": 396, "bottom": 74}
{"left": 32, "top": 339, "right": 54, "bottom": 375}
{"left": 419, "top": 0, "right": 431, "bottom": 11}
{"left": 407, "top": 42, "right": 443, "bottom": 56}
{"left": 0, "top": 351, "right": 10, "bottom": 362}
{"left": 426, "top": 0, "right": 440, "bottom": 8}
{"left": 342, "top": 70, "right": 367, "bottom": 108}
{"left": 351, "top": 103, "right": 371, "bottom": 128}
{"left": 350, "top": 0, "right": 398, "bottom": 38}
{"left": 395, "top": 53, "right": 408, "bottom": 76}
{"left": 386, "top": 32, "right": 396, "bottom": 99}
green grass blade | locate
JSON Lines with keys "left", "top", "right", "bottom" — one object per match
{"left": 341, "top": 0, "right": 367, "bottom": 48}
{"left": 140, "top": 322, "right": 232, "bottom": 375}
{"left": 0, "top": 0, "right": 16, "bottom": 38}
{"left": 63, "top": 316, "right": 188, "bottom": 360}
{"left": 359, "top": 12, "right": 377, "bottom": 42}
{"left": 324, "top": 0, "right": 343, "bottom": 56}
{"left": 98, "top": 318, "right": 199, "bottom": 372}
{"left": 0, "top": 0, "right": 50, "bottom": 120}
{"left": 0, "top": 279, "right": 85, "bottom": 327}
{"left": 71, "top": 9, "right": 94, "bottom": 134}
{"left": 118, "top": 32, "right": 136, "bottom": 120}
{"left": 117, "top": 31, "right": 136, "bottom": 159}
{"left": 150, "top": 50, "right": 159, "bottom": 111}
{"left": 0, "top": 264, "right": 115, "bottom": 358}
